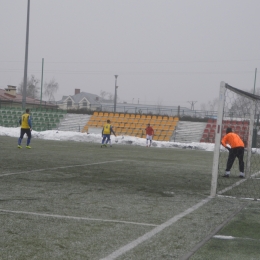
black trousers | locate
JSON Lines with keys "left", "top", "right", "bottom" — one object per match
{"left": 226, "top": 147, "right": 244, "bottom": 172}
{"left": 20, "top": 128, "right": 31, "bottom": 139}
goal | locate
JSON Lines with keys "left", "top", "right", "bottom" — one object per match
{"left": 211, "top": 81, "right": 260, "bottom": 200}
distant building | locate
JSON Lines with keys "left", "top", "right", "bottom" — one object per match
{"left": 0, "top": 85, "right": 56, "bottom": 109}
{"left": 56, "top": 89, "right": 196, "bottom": 116}
{"left": 56, "top": 89, "right": 102, "bottom": 110}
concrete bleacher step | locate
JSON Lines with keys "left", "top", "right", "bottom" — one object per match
{"left": 58, "top": 114, "right": 91, "bottom": 132}
{"left": 172, "top": 121, "right": 207, "bottom": 143}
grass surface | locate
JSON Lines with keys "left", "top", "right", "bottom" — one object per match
{"left": 191, "top": 204, "right": 260, "bottom": 260}
{"left": 0, "top": 135, "right": 259, "bottom": 259}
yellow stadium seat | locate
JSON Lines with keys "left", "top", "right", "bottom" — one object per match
{"left": 163, "top": 125, "right": 170, "bottom": 130}
{"left": 120, "top": 118, "right": 127, "bottom": 123}
{"left": 158, "top": 136, "right": 165, "bottom": 141}
{"left": 103, "top": 112, "right": 109, "bottom": 117}
{"left": 99, "top": 112, "right": 104, "bottom": 116}
{"left": 157, "top": 125, "right": 164, "bottom": 130}
{"left": 161, "top": 130, "right": 168, "bottom": 135}
{"left": 160, "top": 120, "right": 168, "bottom": 125}
{"left": 121, "top": 127, "right": 128, "bottom": 134}
{"left": 119, "top": 113, "right": 124, "bottom": 118}
{"left": 130, "top": 114, "right": 135, "bottom": 118}
{"left": 87, "top": 122, "right": 95, "bottom": 127}
{"left": 166, "top": 133, "right": 173, "bottom": 139}
{"left": 125, "top": 114, "right": 130, "bottom": 118}
{"left": 146, "top": 115, "right": 152, "bottom": 119}
{"left": 155, "top": 130, "right": 161, "bottom": 135}
{"left": 152, "top": 125, "right": 160, "bottom": 130}
{"left": 141, "top": 115, "right": 146, "bottom": 119}
{"left": 127, "top": 118, "right": 134, "bottom": 124}
{"left": 90, "top": 115, "right": 99, "bottom": 120}
{"left": 113, "top": 122, "right": 120, "bottom": 127}
{"left": 133, "top": 119, "right": 139, "bottom": 123}
{"left": 114, "top": 113, "right": 119, "bottom": 117}
{"left": 153, "top": 136, "right": 159, "bottom": 141}
{"left": 157, "top": 116, "right": 163, "bottom": 120}
{"left": 154, "top": 120, "right": 162, "bottom": 125}
{"left": 136, "top": 114, "right": 141, "bottom": 119}
{"left": 132, "top": 129, "right": 139, "bottom": 134}
{"left": 112, "top": 117, "right": 120, "bottom": 123}
{"left": 97, "top": 122, "right": 104, "bottom": 127}
{"left": 93, "top": 112, "right": 98, "bottom": 116}
{"left": 173, "top": 117, "right": 179, "bottom": 121}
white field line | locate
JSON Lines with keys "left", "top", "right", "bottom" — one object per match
{"left": 218, "top": 195, "right": 260, "bottom": 201}
{"left": 127, "top": 160, "right": 209, "bottom": 169}
{"left": 0, "top": 209, "right": 157, "bottom": 227}
{"left": 0, "top": 160, "right": 123, "bottom": 177}
{"left": 217, "top": 170, "right": 260, "bottom": 195}
{"left": 100, "top": 197, "right": 212, "bottom": 260}
{"left": 213, "top": 235, "right": 260, "bottom": 241}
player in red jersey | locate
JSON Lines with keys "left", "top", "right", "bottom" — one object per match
{"left": 145, "top": 123, "right": 154, "bottom": 147}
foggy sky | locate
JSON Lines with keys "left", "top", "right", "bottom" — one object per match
{"left": 1, "top": 0, "right": 260, "bottom": 109}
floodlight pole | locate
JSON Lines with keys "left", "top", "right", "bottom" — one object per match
{"left": 40, "top": 58, "right": 44, "bottom": 108}
{"left": 253, "top": 68, "right": 257, "bottom": 94}
{"left": 114, "top": 75, "right": 118, "bottom": 113}
{"left": 22, "top": 0, "right": 30, "bottom": 110}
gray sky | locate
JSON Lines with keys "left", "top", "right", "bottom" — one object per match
{"left": 1, "top": 0, "right": 260, "bottom": 109}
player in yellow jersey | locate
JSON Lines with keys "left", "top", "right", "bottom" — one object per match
{"left": 101, "top": 120, "right": 116, "bottom": 147}
{"left": 18, "top": 108, "right": 32, "bottom": 149}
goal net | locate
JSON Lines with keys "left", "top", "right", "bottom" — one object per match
{"left": 211, "top": 82, "right": 260, "bottom": 200}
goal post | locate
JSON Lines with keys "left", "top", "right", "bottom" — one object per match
{"left": 211, "top": 82, "right": 260, "bottom": 199}
{"left": 211, "top": 82, "right": 226, "bottom": 197}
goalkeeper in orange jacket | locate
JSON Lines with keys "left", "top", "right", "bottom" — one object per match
{"left": 221, "top": 127, "right": 245, "bottom": 178}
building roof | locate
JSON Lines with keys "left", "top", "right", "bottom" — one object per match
{"left": 0, "top": 88, "right": 56, "bottom": 107}
{"left": 0, "top": 89, "right": 37, "bottom": 103}
{"left": 57, "top": 92, "right": 102, "bottom": 105}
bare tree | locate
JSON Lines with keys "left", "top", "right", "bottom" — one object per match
{"left": 100, "top": 90, "right": 108, "bottom": 100}
{"left": 200, "top": 103, "right": 206, "bottom": 111}
{"left": 108, "top": 92, "right": 114, "bottom": 101}
{"left": 208, "top": 98, "right": 218, "bottom": 111}
{"left": 99, "top": 90, "right": 117, "bottom": 101}
{"left": 17, "top": 75, "right": 40, "bottom": 99}
{"left": 44, "top": 78, "right": 59, "bottom": 101}
{"left": 155, "top": 98, "right": 163, "bottom": 114}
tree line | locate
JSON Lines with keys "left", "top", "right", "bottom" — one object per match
{"left": 17, "top": 75, "right": 59, "bottom": 102}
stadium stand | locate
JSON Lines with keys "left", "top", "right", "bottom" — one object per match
{"left": 200, "top": 119, "right": 249, "bottom": 144}
{"left": 0, "top": 107, "right": 66, "bottom": 131}
{"left": 82, "top": 112, "right": 179, "bottom": 141}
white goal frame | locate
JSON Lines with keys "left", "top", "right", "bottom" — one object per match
{"left": 210, "top": 81, "right": 259, "bottom": 197}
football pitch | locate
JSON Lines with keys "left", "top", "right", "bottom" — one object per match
{"left": 0, "top": 136, "right": 259, "bottom": 260}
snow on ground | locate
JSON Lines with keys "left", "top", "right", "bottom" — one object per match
{"left": 0, "top": 126, "right": 216, "bottom": 151}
